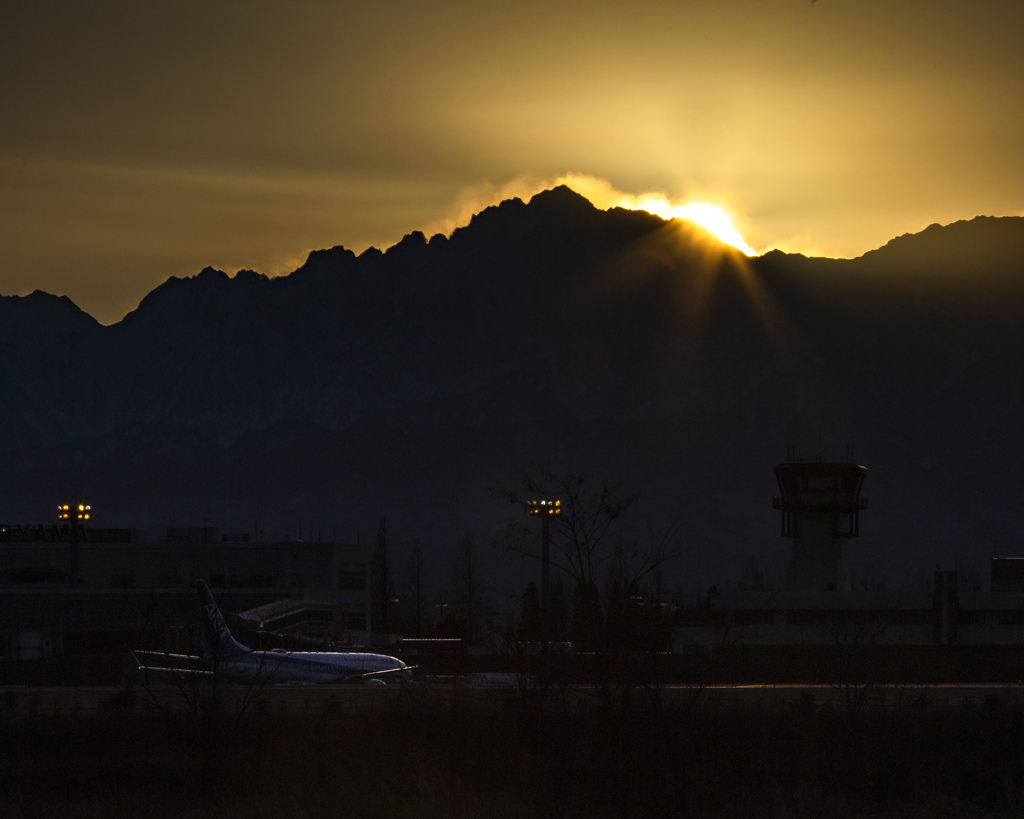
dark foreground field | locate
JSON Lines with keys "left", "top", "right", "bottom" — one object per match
{"left": 5, "top": 682, "right": 1024, "bottom": 818}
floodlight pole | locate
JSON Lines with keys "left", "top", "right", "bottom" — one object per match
{"left": 528, "top": 499, "right": 560, "bottom": 642}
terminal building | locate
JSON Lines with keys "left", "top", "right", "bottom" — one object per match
{"left": 0, "top": 518, "right": 370, "bottom": 679}
{"left": 673, "top": 456, "right": 1024, "bottom": 651}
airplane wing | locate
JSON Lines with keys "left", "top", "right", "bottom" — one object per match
{"left": 339, "top": 664, "right": 417, "bottom": 684}
{"left": 128, "top": 647, "right": 215, "bottom": 677}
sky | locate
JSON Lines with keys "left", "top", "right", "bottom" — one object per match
{"left": 2, "top": 0, "right": 1023, "bottom": 325}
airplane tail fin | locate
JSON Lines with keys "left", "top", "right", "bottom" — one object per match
{"left": 196, "top": 579, "right": 251, "bottom": 657}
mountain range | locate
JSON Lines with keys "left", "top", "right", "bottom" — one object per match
{"left": 3, "top": 186, "right": 1024, "bottom": 593}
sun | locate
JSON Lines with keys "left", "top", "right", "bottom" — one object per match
{"left": 672, "top": 203, "right": 756, "bottom": 256}
{"left": 621, "top": 195, "right": 756, "bottom": 256}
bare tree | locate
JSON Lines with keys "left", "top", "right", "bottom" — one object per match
{"left": 371, "top": 518, "right": 391, "bottom": 636}
{"left": 501, "top": 467, "right": 673, "bottom": 587}
{"left": 500, "top": 466, "right": 677, "bottom": 648}
{"left": 549, "top": 577, "right": 569, "bottom": 640}
{"left": 519, "top": 581, "right": 542, "bottom": 641}
{"left": 401, "top": 539, "right": 426, "bottom": 637}
{"left": 451, "top": 530, "right": 483, "bottom": 644}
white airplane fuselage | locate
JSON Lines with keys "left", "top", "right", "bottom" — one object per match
{"left": 213, "top": 647, "right": 409, "bottom": 684}
{"left": 196, "top": 579, "right": 409, "bottom": 684}
{"left": 132, "top": 583, "right": 411, "bottom": 684}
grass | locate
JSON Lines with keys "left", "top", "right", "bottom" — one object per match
{"left": 4, "top": 682, "right": 1024, "bottom": 817}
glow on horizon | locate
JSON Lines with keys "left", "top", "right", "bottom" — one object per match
{"left": 546, "top": 175, "right": 758, "bottom": 255}
{"left": 431, "top": 174, "right": 761, "bottom": 257}
{"left": 616, "top": 196, "right": 757, "bottom": 256}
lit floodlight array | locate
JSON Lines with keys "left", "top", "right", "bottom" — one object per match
{"left": 58, "top": 503, "right": 91, "bottom": 522}
{"left": 528, "top": 499, "right": 561, "bottom": 516}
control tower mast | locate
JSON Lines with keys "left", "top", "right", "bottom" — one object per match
{"left": 772, "top": 454, "right": 867, "bottom": 592}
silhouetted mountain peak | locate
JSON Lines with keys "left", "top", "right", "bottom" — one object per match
{"left": 527, "top": 185, "right": 596, "bottom": 211}
{"left": 5, "top": 188, "right": 1024, "bottom": 589}
{"left": 125, "top": 265, "right": 271, "bottom": 326}
{"left": 859, "top": 215, "right": 1024, "bottom": 276}
{"left": 0, "top": 290, "right": 99, "bottom": 335}
{"left": 385, "top": 230, "right": 428, "bottom": 259}
{"left": 760, "top": 248, "right": 807, "bottom": 262}
{"left": 196, "top": 266, "right": 230, "bottom": 283}
{"left": 294, "top": 245, "right": 359, "bottom": 282}
{"left": 459, "top": 196, "right": 528, "bottom": 237}
{"left": 449, "top": 186, "right": 659, "bottom": 261}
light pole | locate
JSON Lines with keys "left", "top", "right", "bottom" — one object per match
{"left": 528, "top": 499, "right": 560, "bottom": 641}
{"left": 435, "top": 599, "right": 448, "bottom": 636}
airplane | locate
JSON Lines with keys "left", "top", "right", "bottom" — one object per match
{"left": 131, "top": 580, "right": 412, "bottom": 685}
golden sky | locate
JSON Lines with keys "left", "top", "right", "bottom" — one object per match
{"left": 2, "top": 0, "right": 1023, "bottom": 324}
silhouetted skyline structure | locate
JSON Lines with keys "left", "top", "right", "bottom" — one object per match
{"left": 2, "top": 188, "right": 1024, "bottom": 593}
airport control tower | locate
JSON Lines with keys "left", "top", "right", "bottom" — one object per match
{"left": 772, "top": 455, "right": 867, "bottom": 592}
